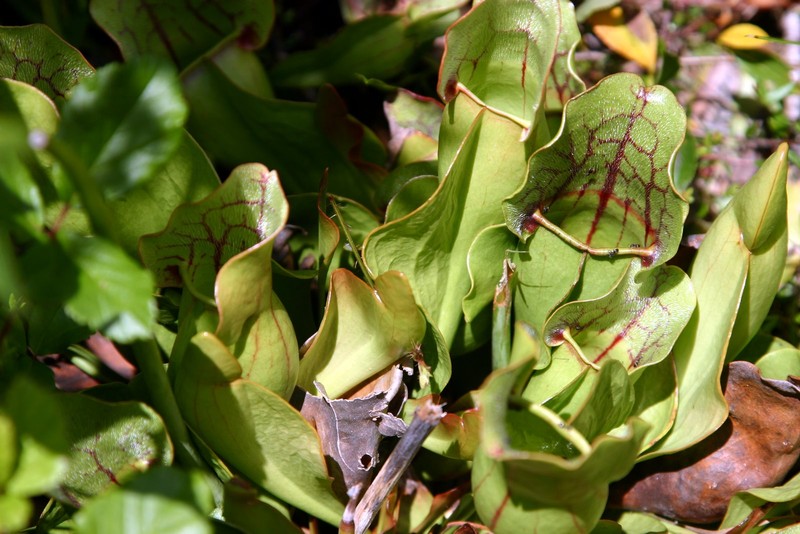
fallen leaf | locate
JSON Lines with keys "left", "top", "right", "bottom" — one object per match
{"left": 299, "top": 366, "right": 408, "bottom": 523}
{"left": 610, "top": 361, "right": 800, "bottom": 523}
{"left": 717, "top": 23, "right": 769, "bottom": 50}
{"left": 589, "top": 7, "right": 658, "bottom": 72}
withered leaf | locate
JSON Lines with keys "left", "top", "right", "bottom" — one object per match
{"left": 298, "top": 367, "right": 408, "bottom": 508}
{"left": 611, "top": 361, "right": 800, "bottom": 524}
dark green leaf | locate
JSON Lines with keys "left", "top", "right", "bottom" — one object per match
{"left": 56, "top": 58, "right": 187, "bottom": 198}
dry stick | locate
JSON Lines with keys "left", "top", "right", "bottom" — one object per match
{"left": 352, "top": 399, "right": 445, "bottom": 534}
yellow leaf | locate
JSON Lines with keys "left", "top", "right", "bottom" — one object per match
{"left": 717, "top": 23, "right": 769, "bottom": 50}
{"left": 590, "top": 7, "right": 658, "bottom": 73}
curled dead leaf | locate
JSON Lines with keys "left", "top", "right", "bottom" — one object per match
{"left": 610, "top": 361, "right": 800, "bottom": 523}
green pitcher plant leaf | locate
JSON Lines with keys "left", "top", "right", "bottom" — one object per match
{"left": 544, "top": 259, "right": 694, "bottom": 373}
{"left": 89, "top": 0, "right": 274, "bottom": 71}
{"left": 512, "top": 227, "right": 585, "bottom": 332}
{"left": 140, "top": 164, "right": 287, "bottom": 299}
{"left": 544, "top": 0, "right": 585, "bottom": 113}
{"left": 175, "top": 332, "right": 344, "bottom": 525}
{"left": 297, "top": 269, "right": 426, "bottom": 399}
{"left": 649, "top": 144, "right": 789, "bottom": 458}
{"left": 270, "top": 5, "right": 462, "bottom": 88}
{"left": 213, "top": 166, "right": 297, "bottom": 399}
{"left": 55, "top": 58, "right": 187, "bottom": 199}
{"left": 182, "top": 61, "right": 385, "bottom": 208}
{"left": 504, "top": 73, "right": 688, "bottom": 269}
{"left": 108, "top": 132, "right": 221, "bottom": 256}
{"left": 0, "top": 24, "right": 94, "bottom": 105}
{"left": 384, "top": 90, "right": 442, "bottom": 165}
{"left": 720, "top": 471, "right": 800, "bottom": 529}
{"left": 629, "top": 356, "right": 678, "bottom": 452}
{"left": 73, "top": 467, "right": 213, "bottom": 534}
{"left": 472, "top": 358, "right": 649, "bottom": 533}
{"left": 364, "top": 92, "right": 532, "bottom": 350}
{"left": 54, "top": 394, "right": 173, "bottom": 507}
{"left": 438, "top": 0, "right": 561, "bottom": 132}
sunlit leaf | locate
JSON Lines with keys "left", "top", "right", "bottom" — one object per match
{"left": 174, "top": 332, "right": 344, "bottom": 525}
{"left": 140, "top": 164, "right": 286, "bottom": 298}
{"left": 544, "top": 259, "right": 694, "bottom": 372}
{"left": 545, "top": 0, "right": 585, "bottom": 112}
{"left": 2, "top": 376, "right": 68, "bottom": 497}
{"left": 73, "top": 467, "right": 213, "bottom": 534}
{"left": 0, "top": 24, "right": 94, "bottom": 105}
{"left": 56, "top": 58, "right": 187, "bottom": 198}
{"left": 438, "top": 0, "right": 561, "bottom": 128}
{"left": 90, "top": 0, "right": 274, "bottom": 70}
{"left": 297, "top": 269, "right": 425, "bottom": 398}
{"left": 650, "top": 144, "right": 788, "bottom": 457}
{"left": 61, "top": 233, "right": 157, "bottom": 343}
{"left": 214, "top": 166, "right": 297, "bottom": 399}
{"left": 183, "top": 61, "right": 384, "bottom": 208}
{"left": 717, "top": 23, "right": 769, "bottom": 51}
{"left": 364, "top": 93, "right": 532, "bottom": 350}
{"left": 54, "top": 395, "right": 173, "bottom": 506}
{"left": 589, "top": 7, "right": 657, "bottom": 72}
{"left": 505, "top": 73, "right": 688, "bottom": 269}
{"left": 472, "top": 359, "right": 648, "bottom": 532}
{"left": 0, "top": 79, "right": 57, "bottom": 237}
{"left": 721, "top": 471, "right": 800, "bottom": 528}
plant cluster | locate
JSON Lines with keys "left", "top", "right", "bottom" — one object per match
{"left": 1, "top": 1, "right": 799, "bottom": 533}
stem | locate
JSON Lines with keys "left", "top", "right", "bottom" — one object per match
{"left": 45, "top": 135, "right": 119, "bottom": 244}
{"left": 492, "top": 260, "right": 514, "bottom": 370}
{"left": 133, "top": 338, "right": 205, "bottom": 471}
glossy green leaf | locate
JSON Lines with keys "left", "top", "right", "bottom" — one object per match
{"left": 420, "top": 399, "right": 480, "bottom": 460}
{"left": 89, "top": 0, "right": 274, "bottom": 71}
{"left": 720, "top": 471, "right": 800, "bottom": 529}
{"left": 298, "top": 269, "right": 425, "bottom": 398}
{"left": 54, "top": 394, "right": 173, "bottom": 506}
{"left": 223, "top": 479, "right": 302, "bottom": 534}
{"left": 43, "top": 131, "right": 221, "bottom": 256}
{"left": 0, "top": 494, "right": 30, "bottom": 534}
{"left": 2, "top": 376, "right": 68, "bottom": 497}
{"left": 504, "top": 73, "right": 688, "bottom": 269}
{"left": 56, "top": 58, "right": 187, "bottom": 198}
{"left": 0, "top": 24, "right": 94, "bottom": 105}
{"left": 544, "top": 259, "right": 694, "bottom": 372}
{"left": 109, "top": 133, "right": 220, "bottom": 255}
{"left": 630, "top": 356, "right": 678, "bottom": 452}
{"left": 140, "top": 164, "right": 285, "bottom": 298}
{"left": 472, "top": 359, "right": 648, "bottom": 533}
{"left": 755, "top": 348, "right": 800, "bottom": 380}
{"left": 60, "top": 233, "right": 157, "bottom": 343}
{"left": 0, "top": 79, "right": 57, "bottom": 237}
{"left": 364, "top": 93, "right": 531, "bottom": 349}
{"left": 183, "top": 61, "right": 384, "bottom": 208}
{"left": 384, "top": 175, "right": 438, "bottom": 221}
{"left": 174, "top": 332, "right": 344, "bottom": 525}
{"left": 728, "top": 144, "right": 790, "bottom": 356}
{"left": 438, "top": 0, "right": 561, "bottom": 128}
{"left": 214, "top": 169, "right": 297, "bottom": 399}
{"left": 271, "top": 5, "right": 461, "bottom": 88}
{"left": 384, "top": 90, "right": 442, "bottom": 165}
{"left": 650, "top": 144, "right": 789, "bottom": 457}
{"left": 544, "top": 0, "right": 585, "bottom": 112}
{"left": 463, "top": 225, "right": 518, "bottom": 322}
{"left": 568, "top": 360, "right": 634, "bottom": 442}
{"left": 513, "top": 228, "right": 584, "bottom": 332}
{"left": 73, "top": 467, "right": 213, "bottom": 534}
